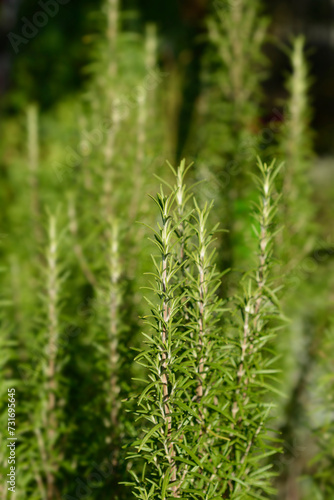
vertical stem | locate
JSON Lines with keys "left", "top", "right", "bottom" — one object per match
{"left": 196, "top": 221, "right": 207, "bottom": 403}
{"left": 145, "top": 24, "right": 158, "bottom": 118}
{"left": 9, "top": 256, "right": 23, "bottom": 328}
{"left": 102, "top": 106, "right": 121, "bottom": 220}
{"left": 228, "top": 161, "right": 279, "bottom": 496}
{"left": 27, "top": 104, "right": 42, "bottom": 246}
{"left": 229, "top": 0, "right": 244, "bottom": 108}
{"left": 233, "top": 163, "right": 272, "bottom": 416}
{"left": 160, "top": 206, "right": 177, "bottom": 495}
{"left": 129, "top": 24, "right": 157, "bottom": 221}
{"left": 128, "top": 92, "right": 146, "bottom": 221}
{"left": 281, "top": 36, "right": 312, "bottom": 262}
{"left": 107, "top": 0, "right": 119, "bottom": 79}
{"left": 102, "top": 0, "right": 120, "bottom": 220}
{"left": 35, "top": 427, "right": 50, "bottom": 498}
{"left": 107, "top": 220, "right": 121, "bottom": 427}
{"left": 45, "top": 215, "right": 59, "bottom": 500}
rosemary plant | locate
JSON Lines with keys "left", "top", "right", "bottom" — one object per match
{"left": 18, "top": 214, "right": 67, "bottom": 499}
{"left": 128, "top": 181, "right": 192, "bottom": 499}
{"left": 128, "top": 158, "right": 283, "bottom": 499}
{"left": 0, "top": 1, "right": 333, "bottom": 498}
{"left": 278, "top": 36, "right": 315, "bottom": 267}
{"left": 274, "top": 38, "right": 319, "bottom": 498}
{"left": 222, "top": 159, "right": 284, "bottom": 498}
{"left": 194, "top": 0, "right": 270, "bottom": 283}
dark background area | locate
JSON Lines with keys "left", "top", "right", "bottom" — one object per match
{"left": 0, "top": 0, "right": 334, "bottom": 154}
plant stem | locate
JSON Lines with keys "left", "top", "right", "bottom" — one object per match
{"left": 27, "top": 104, "right": 42, "bottom": 247}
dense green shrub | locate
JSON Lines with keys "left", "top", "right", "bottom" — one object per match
{"left": 0, "top": 1, "right": 332, "bottom": 499}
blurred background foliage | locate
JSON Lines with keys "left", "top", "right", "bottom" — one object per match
{"left": 0, "top": 0, "right": 333, "bottom": 499}
{"left": 1, "top": 0, "right": 334, "bottom": 154}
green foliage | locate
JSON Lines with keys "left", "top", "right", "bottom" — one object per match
{"left": 192, "top": 0, "right": 270, "bottom": 283}
{"left": 278, "top": 36, "right": 316, "bottom": 265}
{"left": 306, "top": 321, "right": 334, "bottom": 498}
{"left": 0, "top": 1, "right": 333, "bottom": 499}
{"left": 127, "top": 159, "right": 284, "bottom": 499}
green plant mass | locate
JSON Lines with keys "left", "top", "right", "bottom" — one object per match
{"left": 0, "top": 0, "right": 333, "bottom": 499}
